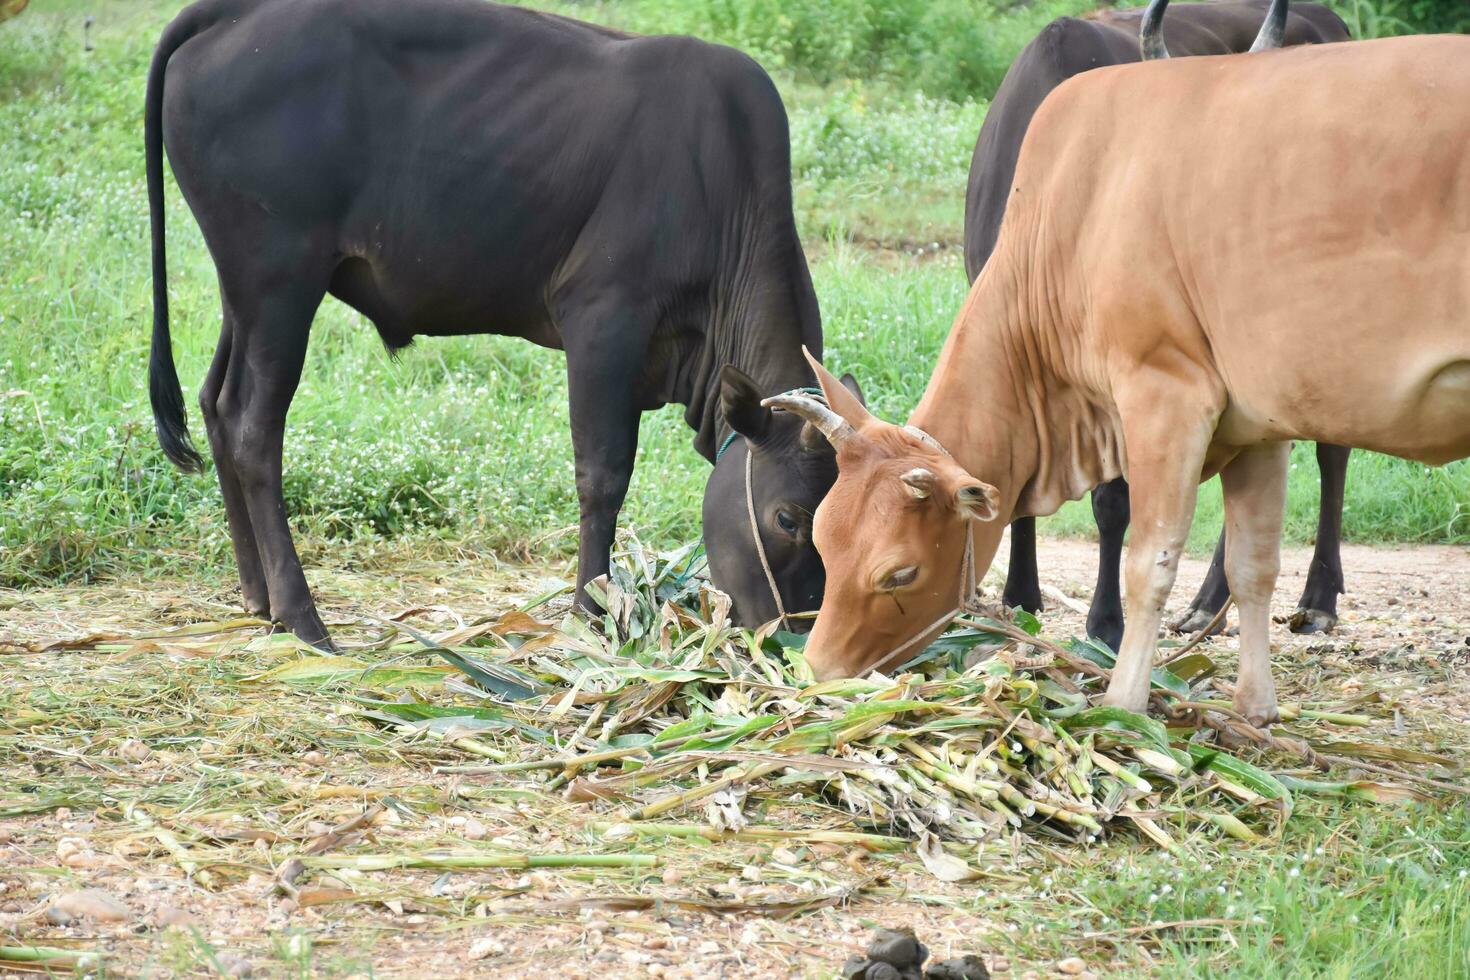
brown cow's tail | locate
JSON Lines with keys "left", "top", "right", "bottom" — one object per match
{"left": 147, "top": 8, "right": 208, "bottom": 472}
{"left": 1249, "top": 0, "right": 1289, "bottom": 52}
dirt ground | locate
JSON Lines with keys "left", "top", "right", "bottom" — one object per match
{"left": 2, "top": 534, "right": 1467, "bottom": 978}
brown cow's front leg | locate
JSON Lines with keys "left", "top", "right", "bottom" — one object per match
{"left": 1103, "top": 401, "right": 1215, "bottom": 714}
{"left": 1219, "top": 442, "right": 1290, "bottom": 727}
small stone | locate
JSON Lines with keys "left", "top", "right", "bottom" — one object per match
{"left": 467, "top": 936, "right": 505, "bottom": 960}
{"left": 54, "top": 807, "right": 72, "bottom": 820}
{"left": 216, "top": 952, "right": 254, "bottom": 977}
{"left": 118, "top": 739, "right": 152, "bottom": 763}
{"left": 50, "top": 889, "right": 130, "bottom": 923}
{"left": 644, "top": 935, "right": 669, "bottom": 950}
{"left": 586, "top": 918, "right": 610, "bottom": 932}
{"left": 740, "top": 864, "right": 763, "bottom": 882}
{"left": 770, "top": 847, "right": 801, "bottom": 865}
{"left": 154, "top": 906, "right": 197, "bottom": 929}
{"left": 301, "top": 750, "right": 327, "bottom": 766}
{"left": 462, "top": 817, "right": 488, "bottom": 840}
{"left": 1057, "top": 959, "right": 1088, "bottom": 976}
{"left": 661, "top": 867, "right": 684, "bottom": 886}
{"left": 697, "top": 940, "right": 720, "bottom": 955}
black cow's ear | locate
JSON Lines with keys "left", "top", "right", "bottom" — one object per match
{"left": 839, "top": 372, "right": 866, "bottom": 407}
{"left": 719, "top": 365, "right": 769, "bottom": 442}
{"left": 800, "top": 371, "right": 868, "bottom": 452}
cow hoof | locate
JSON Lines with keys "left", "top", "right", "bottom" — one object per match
{"left": 1288, "top": 607, "right": 1338, "bottom": 634}
{"left": 1086, "top": 618, "right": 1124, "bottom": 653}
{"left": 1001, "top": 586, "right": 1043, "bottom": 617}
{"left": 1170, "top": 605, "right": 1226, "bottom": 636}
{"left": 1234, "top": 695, "right": 1280, "bottom": 728}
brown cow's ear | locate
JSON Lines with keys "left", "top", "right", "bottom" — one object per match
{"left": 801, "top": 347, "right": 874, "bottom": 429}
{"left": 900, "top": 468, "right": 937, "bottom": 499}
{"left": 955, "top": 480, "right": 1000, "bottom": 522}
{"left": 719, "top": 365, "right": 769, "bottom": 443}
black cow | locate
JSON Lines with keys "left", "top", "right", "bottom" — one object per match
{"left": 146, "top": 0, "right": 836, "bottom": 643}
{"left": 965, "top": 0, "right": 1353, "bottom": 648}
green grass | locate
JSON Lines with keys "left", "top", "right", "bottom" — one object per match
{"left": 2, "top": 0, "right": 1467, "bottom": 591}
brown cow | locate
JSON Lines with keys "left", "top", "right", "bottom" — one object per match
{"left": 770, "top": 32, "right": 1470, "bottom": 726}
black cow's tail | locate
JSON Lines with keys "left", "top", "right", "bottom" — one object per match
{"left": 147, "top": 9, "right": 208, "bottom": 472}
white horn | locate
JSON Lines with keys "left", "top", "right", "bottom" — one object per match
{"left": 761, "top": 394, "right": 856, "bottom": 450}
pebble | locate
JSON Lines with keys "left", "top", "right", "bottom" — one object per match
{"left": 462, "top": 817, "right": 488, "bottom": 840}
{"left": 216, "top": 952, "right": 254, "bottom": 977}
{"left": 154, "top": 906, "right": 197, "bottom": 928}
{"left": 50, "top": 889, "right": 130, "bottom": 923}
{"left": 661, "top": 867, "right": 684, "bottom": 886}
{"left": 644, "top": 935, "right": 669, "bottom": 950}
{"left": 770, "top": 847, "right": 801, "bottom": 865}
{"left": 118, "top": 738, "right": 152, "bottom": 763}
{"left": 1057, "top": 959, "right": 1088, "bottom": 976}
{"left": 467, "top": 936, "right": 505, "bottom": 959}
{"left": 301, "top": 750, "right": 328, "bottom": 766}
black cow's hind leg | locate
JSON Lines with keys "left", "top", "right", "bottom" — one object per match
{"left": 1086, "top": 477, "right": 1129, "bottom": 651}
{"left": 562, "top": 307, "right": 647, "bottom": 616}
{"left": 217, "top": 275, "right": 332, "bottom": 647}
{"left": 1002, "top": 518, "right": 1044, "bottom": 615}
{"left": 198, "top": 317, "right": 270, "bottom": 619}
{"left": 1172, "top": 531, "right": 1231, "bottom": 635}
{"left": 1291, "top": 443, "right": 1350, "bottom": 634}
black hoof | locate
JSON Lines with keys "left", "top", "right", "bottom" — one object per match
{"left": 1086, "top": 618, "right": 1124, "bottom": 653}
{"left": 1001, "top": 586, "right": 1043, "bottom": 617}
{"left": 1171, "top": 606, "right": 1226, "bottom": 636}
{"left": 1289, "top": 607, "right": 1338, "bottom": 634}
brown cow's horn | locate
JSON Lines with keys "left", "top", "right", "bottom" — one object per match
{"left": 1140, "top": 0, "right": 1170, "bottom": 60}
{"left": 762, "top": 394, "right": 856, "bottom": 450}
{"left": 1249, "top": 0, "right": 1289, "bottom": 52}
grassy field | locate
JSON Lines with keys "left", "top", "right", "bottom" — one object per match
{"left": 2, "top": 0, "right": 1468, "bottom": 590}
{"left": 3, "top": 4, "right": 1470, "bottom": 977}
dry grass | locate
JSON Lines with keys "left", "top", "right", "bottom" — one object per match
{"left": 2, "top": 539, "right": 1468, "bottom": 978}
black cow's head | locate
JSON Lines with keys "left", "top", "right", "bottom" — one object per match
{"left": 702, "top": 365, "right": 864, "bottom": 631}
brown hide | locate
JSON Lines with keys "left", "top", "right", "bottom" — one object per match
{"left": 804, "top": 35, "right": 1470, "bottom": 720}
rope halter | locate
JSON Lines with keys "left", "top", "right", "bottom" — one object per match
{"left": 718, "top": 386, "right": 826, "bottom": 633}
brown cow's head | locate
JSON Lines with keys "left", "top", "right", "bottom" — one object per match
{"left": 702, "top": 364, "right": 864, "bottom": 631}
{"left": 767, "top": 350, "right": 1001, "bottom": 680}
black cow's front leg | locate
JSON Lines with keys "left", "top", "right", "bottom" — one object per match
{"left": 1085, "top": 477, "right": 1129, "bottom": 651}
{"left": 563, "top": 313, "right": 645, "bottom": 616}
{"left": 1002, "top": 518, "right": 1044, "bottom": 615}
{"left": 1172, "top": 532, "right": 1230, "bottom": 635}
{"left": 1291, "top": 443, "right": 1350, "bottom": 634}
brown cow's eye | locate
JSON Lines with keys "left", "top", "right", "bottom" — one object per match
{"left": 775, "top": 510, "right": 799, "bottom": 535}
{"left": 880, "top": 566, "right": 918, "bottom": 591}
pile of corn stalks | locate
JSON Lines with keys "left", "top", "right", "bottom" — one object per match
{"left": 323, "top": 536, "right": 1459, "bottom": 877}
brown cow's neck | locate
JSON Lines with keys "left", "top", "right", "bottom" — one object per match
{"left": 908, "top": 241, "right": 1125, "bottom": 529}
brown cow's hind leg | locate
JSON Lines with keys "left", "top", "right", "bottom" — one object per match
{"left": 1220, "top": 442, "right": 1289, "bottom": 727}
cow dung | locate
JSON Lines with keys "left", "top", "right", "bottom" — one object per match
{"left": 840, "top": 928, "right": 990, "bottom": 980}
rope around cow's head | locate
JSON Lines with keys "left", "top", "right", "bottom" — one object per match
{"left": 719, "top": 385, "right": 826, "bottom": 633}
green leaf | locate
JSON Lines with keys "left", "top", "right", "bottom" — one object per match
{"left": 1062, "top": 706, "right": 1172, "bottom": 756}
{"left": 392, "top": 620, "right": 541, "bottom": 701}
{"left": 1186, "top": 743, "right": 1293, "bottom": 812}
